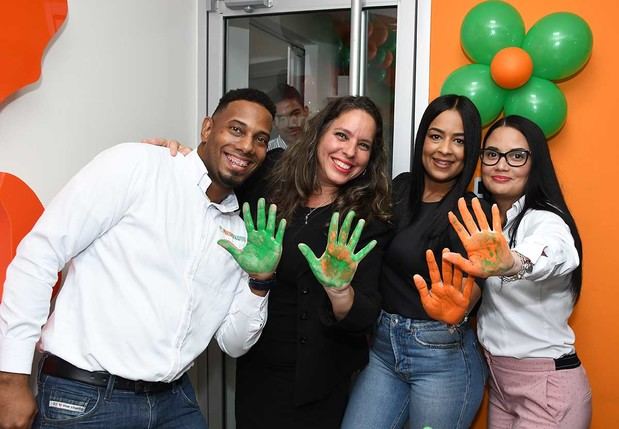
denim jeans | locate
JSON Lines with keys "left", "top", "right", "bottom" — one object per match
{"left": 32, "top": 370, "right": 207, "bottom": 429}
{"left": 341, "top": 311, "right": 487, "bottom": 429}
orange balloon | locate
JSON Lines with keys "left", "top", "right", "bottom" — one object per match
{"left": 370, "top": 21, "right": 389, "bottom": 46}
{"left": 367, "top": 21, "right": 374, "bottom": 38}
{"left": 380, "top": 50, "right": 394, "bottom": 69}
{"left": 490, "top": 47, "right": 534, "bottom": 89}
{"left": 0, "top": 173, "right": 61, "bottom": 302}
{"left": 367, "top": 41, "right": 377, "bottom": 61}
{"left": 385, "top": 66, "right": 396, "bottom": 88}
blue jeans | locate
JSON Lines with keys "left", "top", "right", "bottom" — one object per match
{"left": 341, "top": 311, "right": 487, "bottom": 429}
{"left": 32, "top": 370, "right": 207, "bottom": 428}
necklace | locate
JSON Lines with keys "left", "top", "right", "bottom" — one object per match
{"left": 304, "top": 204, "right": 329, "bottom": 224}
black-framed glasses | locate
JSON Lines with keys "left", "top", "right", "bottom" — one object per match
{"left": 480, "top": 148, "right": 531, "bottom": 167}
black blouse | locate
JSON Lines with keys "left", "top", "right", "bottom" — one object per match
{"left": 380, "top": 172, "right": 487, "bottom": 320}
{"left": 235, "top": 151, "right": 392, "bottom": 405}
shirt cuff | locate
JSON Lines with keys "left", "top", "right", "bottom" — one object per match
{"left": 514, "top": 241, "right": 547, "bottom": 265}
{"left": 0, "top": 337, "right": 36, "bottom": 374}
{"left": 237, "top": 283, "right": 269, "bottom": 317}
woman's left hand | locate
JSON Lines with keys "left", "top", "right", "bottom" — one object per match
{"left": 298, "top": 211, "right": 376, "bottom": 290}
{"left": 413, "top": 249, "right": 474, "bottom": 325}
{"left": 443, "top": 197, "right": 514, "bottom": 278}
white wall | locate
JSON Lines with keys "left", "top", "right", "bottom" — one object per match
{"left": 0, "top": 0, "right": 204, "bottom": 204}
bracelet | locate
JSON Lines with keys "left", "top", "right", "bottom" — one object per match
{"left": 500, "top": 251, "right": 533, "bottom": 283}
{"left": 448, "top": 313, "right": 469, "bottom": 333}
{"left": 248, "top": 276, "right": 275, "bottom": 291}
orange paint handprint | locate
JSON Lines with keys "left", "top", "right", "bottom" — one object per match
{"left": 298, "top": 211, "right": 376, "bottom": 289}
{"left": 413, "top": 249, "right": 474, "bottom": 325}
{"left": 442, "top": 197, "right": 514, "bottom": 278}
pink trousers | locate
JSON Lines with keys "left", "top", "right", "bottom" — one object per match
{"left": 485, "top": 351, "right": 592, "bottom": 428}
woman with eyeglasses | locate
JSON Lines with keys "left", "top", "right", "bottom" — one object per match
{"left": 443, "top": 115, "right": 592, "bottom": 428}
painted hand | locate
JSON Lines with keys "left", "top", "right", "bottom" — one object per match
{"left": 298, "top": 211, "right": 376, "bottom": 289}
{"left": 218, "top": 198, "right": 286, "bottom": 278}
{"left": 140, "top": 138, "right": 192, "bottom": 156}
{"left": 413, "top": 249, "right": 474, "bottom": 325}
{"left": 442, "top": 197, "right": 514, "bottom": 278}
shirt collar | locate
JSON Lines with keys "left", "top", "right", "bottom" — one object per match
{"left": 186, "top": 150, "right": 239, "bottom": 213}
{"left": 504, "top": 195, "right": 526, "bottom": 228}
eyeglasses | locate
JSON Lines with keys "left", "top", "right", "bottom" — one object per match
{"left": 480, "top": 148, "right": 530, "bottom": 167}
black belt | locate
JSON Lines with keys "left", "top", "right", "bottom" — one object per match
{"left": 41, "top": 354, "right": 177, "bottom": 393}
{"left": 554, "top": 352, "right": 581, "bottom": 370}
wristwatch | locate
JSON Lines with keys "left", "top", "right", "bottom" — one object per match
{"left": 500, "top": 251, "right": 533, "bottom": 283}
{"left": 248, "top": 276, "right": 276, "bottom": 291}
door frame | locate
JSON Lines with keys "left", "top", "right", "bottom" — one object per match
{"left": 197, "top": 0, "right": 432, "bottom": 426}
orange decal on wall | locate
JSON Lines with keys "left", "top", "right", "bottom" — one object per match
{"left": 0, "top": 0, "right": 68, "bottom": 103}
{"left": 0, "top": 173, "right": 60, "bottom": 302}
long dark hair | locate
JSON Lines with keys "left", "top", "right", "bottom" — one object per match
{"left": 480, "top": 115, "right": 583, "bottom": 301}
{"left": 268, "top": 96, "right": 391, "bottom": 222}
{"left": 398, "top": 94, "right": 481, "bottom": 244}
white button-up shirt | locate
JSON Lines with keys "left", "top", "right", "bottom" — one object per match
{"left": 0, "top": 144, "right": 267, "bottom": 381}
{"left": 478, "top": 197, "right": 580, "bottom": 359}
{"left": 267, "top": 135, "right": 287, "bottom": 152}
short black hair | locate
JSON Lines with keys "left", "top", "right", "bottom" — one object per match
{"left": 268, "top": 83, "right": 304, "bottom": 106}
{"left": 213, "top": 88, "right": 276, "bottom": 119}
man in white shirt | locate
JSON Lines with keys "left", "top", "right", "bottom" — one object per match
{"left": 0, "top": 88, "right": 283, "bottom": 429}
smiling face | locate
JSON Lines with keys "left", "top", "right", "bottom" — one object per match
{"left": 274, "top": 98, "right": 308, "bottom": 145}
{"left": 422, "top": 109, "right": 466, "bottom": 190}
{"left": 315, "top": 109, "right": 375, "bottom": 198}
{"left": 198, "top": 100, "right": 272, "bottom": 202}
{"left": 482, "top": 126, "right": 532, "bottom": 210}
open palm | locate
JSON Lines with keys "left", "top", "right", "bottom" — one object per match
{"left": 298, "top": 211, "right": 376, "bottom": 289}
{"left": 413, "top": 249, "right": 474, "bottom": 325}
{"left": 443, "top": 197, "right": 513, "bottom": 278}
{"left": 218, "top": 198, "right": 286, "bottom": 277}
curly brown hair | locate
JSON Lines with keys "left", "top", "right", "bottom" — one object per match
{"left": 268, "top": 96, "right": 391, "bottom": 223}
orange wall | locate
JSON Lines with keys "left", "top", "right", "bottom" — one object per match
{"left": 429, "top": 0, "right": 619, "bottom": 426}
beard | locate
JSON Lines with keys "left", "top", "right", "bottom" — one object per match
{"left": 212, "top": 168, "right": 255, "bottom": 190}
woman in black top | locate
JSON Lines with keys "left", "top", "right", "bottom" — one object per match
{"left": 235, "top": 96, "right": 392, "bottom": 429}
{"left": 341, "top": 95, "right": 488, "bottom": 429}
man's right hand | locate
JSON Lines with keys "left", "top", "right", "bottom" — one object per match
{"left": 0, "top": 372, "right": 36, "bottom": 429}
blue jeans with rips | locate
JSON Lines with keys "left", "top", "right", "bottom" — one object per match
{"left": 341, "top": 311, "right": 487, "bottom": 429}
{"left": 32, "top": 369, "right": 207, "bottom": 429}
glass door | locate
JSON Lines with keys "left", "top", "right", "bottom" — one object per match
{"left": 198, "top": 1, "right": 430, "bottom": 427}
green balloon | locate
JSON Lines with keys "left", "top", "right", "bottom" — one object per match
{"left": 504, "top": 77, "right": 567, "bottom": 137}
{"left": 368, "top": 66, "right": 387, "bottom": 82}
{"left": 384, "top": 30, "right": 397, "bottom": 51}
{"left": 461, "top": 1, "right": 525, "bottom": 64}
{"left": 441, "top": 64, "right": 506, "bottom": 126}
{"left": 522, "top": 12, "right": 593, "bottom": 81}
{"left": 373, "top": 46, "right": 388, "bottom": 65}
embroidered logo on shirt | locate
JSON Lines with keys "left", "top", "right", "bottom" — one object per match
{"left": 218, "top": 225, "right": 247, "bottom": 243}
{"left": 49, "top": 400, "right": 87, "bottom": 413}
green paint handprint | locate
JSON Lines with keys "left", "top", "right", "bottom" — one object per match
{"left": 298, "top": 211, "right": 376, "bottom": 289}
{"left": 218, "top": 198, "right": 286, "bottom": 278}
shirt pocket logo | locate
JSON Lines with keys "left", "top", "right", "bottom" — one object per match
{"left": 218, "top": 225, "right": 247, "bottom": 247}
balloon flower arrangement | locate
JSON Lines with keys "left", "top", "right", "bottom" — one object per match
{"left": 441, "top": 0, "right": 592, "bottom": 137}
